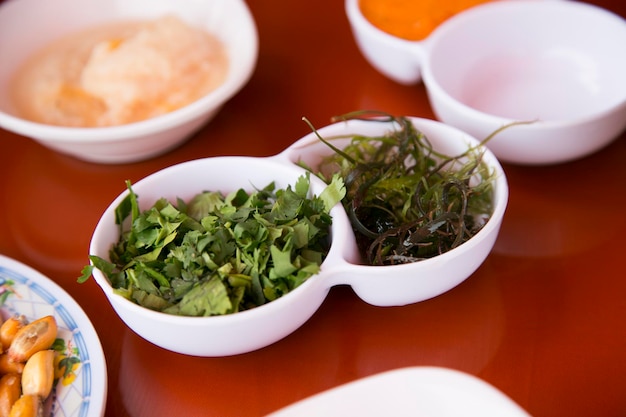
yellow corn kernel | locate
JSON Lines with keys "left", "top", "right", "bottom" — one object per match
{"left": 0, "top": 373, "right": 21, "bottom": 417}
{"left": 21, "top": 350, "right": 55, "bottom": 399}
{"left": 7, "top": 316, "right": 57, "bottom": 363}
{"left": 8, "top": 395, "right": 42, "bottom": 417}
{"left": 0, "top": 316, "right": 28, "bottom": 351}
{"left": 0, "top": 354, "right": 24, "bottom": 375}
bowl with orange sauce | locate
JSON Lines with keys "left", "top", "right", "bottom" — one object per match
{"left": 346, "top": 0, "right": 626, "bottom": 165}
{"left": 0, "top": 0, "right": 258, "bottom": 163}
{"left": 349, "top": 0, "right": 492, "bottom": 85}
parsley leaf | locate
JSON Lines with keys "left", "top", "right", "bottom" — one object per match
{"left": 80, "top": 173, "right": 345, "bottom": 317}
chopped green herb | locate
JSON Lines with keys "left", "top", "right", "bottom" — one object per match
{"left": 79, "top": 173, "right": 345, "bottom": 316}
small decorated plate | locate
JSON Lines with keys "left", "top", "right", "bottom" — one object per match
{"left": 0, "top": 254, "right": 107, "bottom": 417}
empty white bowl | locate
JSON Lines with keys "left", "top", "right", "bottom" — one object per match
{"left": 89, "top": 117, "right": 507, "bottom": 356}
{"left": 346, "top": 0, "right": 626, "bottom": 164}
{"left": 0, "top": 0, "right": 258, "bottom": 163}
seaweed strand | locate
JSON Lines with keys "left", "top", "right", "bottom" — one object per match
{"left": 303, "top": 112, "right": 502, "bottom": 266}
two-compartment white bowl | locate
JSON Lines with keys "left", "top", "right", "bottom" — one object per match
{"left": 346, "top": 0, "right": 626, "bottom": 165}
{"left": 0, "top": 0, "right": 258, "bottom": 163}
{"left": 89, "top": 117, "right": 509, "bottom": 356}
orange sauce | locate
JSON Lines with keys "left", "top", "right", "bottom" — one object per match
{"left": 11, "top": 15, "right": 229, "bottom": 127}
{"left": 359, "top": 0, "right": 494, "bottom": 40}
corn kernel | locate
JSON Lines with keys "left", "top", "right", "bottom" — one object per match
{"left": 7, "top": 316, "right": 57, "bottom": 363}
{"left": 0, "top": 315, "right": 28, "bottom": 351}
{"left": 8, "top": 394, "right": 42, "bottom": 417}
{"left": 0, "top": 354, "right": 24, "bottom": 375}
{"left": 0, "top": 373, "right": 21, "bottom": 417}
{"left": 21, "top": 350, "right": 55, "bottom": 398}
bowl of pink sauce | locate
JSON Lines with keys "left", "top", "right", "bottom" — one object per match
{"left": 0, "top": 0, "right": 258, "bottom": 163}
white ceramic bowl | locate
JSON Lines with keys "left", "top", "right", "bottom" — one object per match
{"left": 0, "top": 0, "right": 258, "bottom": 163}
{"left": 0, "top": 254, "right": 107, "bottom": 417}
{"left": 89, "top": 157, "right": 357, "bottom": 356}
{"left": 277, "top": 117, "right": 508, "bottom": 306}
{"left": 89, "top": 117, "right": 507, "bottom": 356}
{"left": 346, "top": 0, "right": 626, "bottom": 165}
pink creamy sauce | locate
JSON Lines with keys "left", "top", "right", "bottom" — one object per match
{"left": 11, "top": 15, "right": 229, "bottom": 127}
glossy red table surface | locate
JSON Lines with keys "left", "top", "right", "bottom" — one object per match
{"left": 1, "top": 1, "right": 625, "bottom": 416}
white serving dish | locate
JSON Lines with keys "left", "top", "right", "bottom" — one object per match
{"left": 89, "top": 117, "right": 507, "bottom": 356}
{"left": 266, "top": 367, "right": 531, "bottom": 417}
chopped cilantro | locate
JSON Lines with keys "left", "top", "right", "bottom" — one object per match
{"left": 79, "top": 173, "right": 345, "bottom": 317}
